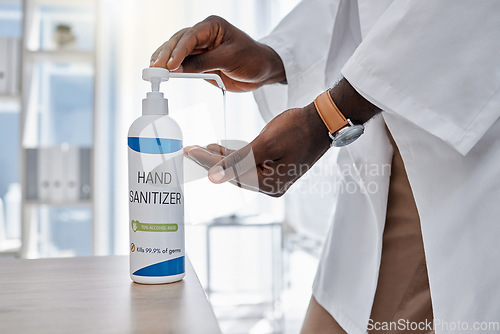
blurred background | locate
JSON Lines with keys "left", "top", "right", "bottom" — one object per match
{"left": 0, "top": 0, "right": 340, "bottom": 333}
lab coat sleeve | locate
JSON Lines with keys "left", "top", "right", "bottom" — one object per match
{"left": 342, "top": 0, "right": 500, "bottom": 155}
{"left": 253, "top": 0, "right": 341, "bottom": 122}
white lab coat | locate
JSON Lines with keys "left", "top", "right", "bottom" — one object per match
{"left": 254, "top": 1, "right": 500, "bottom": 333}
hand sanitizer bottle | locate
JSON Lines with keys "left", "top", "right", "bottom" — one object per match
{"left": 128, "top": 68, "right": 226, "bottom": 284}
{"left": 128, "top": 68, "right": 185, "bottom": 284}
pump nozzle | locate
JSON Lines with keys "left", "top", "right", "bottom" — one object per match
{"left": 141, "top": 68, "right": 226, "bottom": 116}
{"left": 142, "top": 68, "right": 226, "bottom": 92}
{"left": 168, "top": 72, "right": 226, "bottom": 92}
{"left": 143, "top": 67, "right": 170, "bottom": 92}
{"left": 142, "top": 68, "right": 170, "bottom": 115}
{"left": 150, "top": 77, "right": 160, "bottom": 92}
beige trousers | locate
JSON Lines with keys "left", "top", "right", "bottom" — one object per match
{"left": 301, "top": 133, "right": 434, "bottom": 334}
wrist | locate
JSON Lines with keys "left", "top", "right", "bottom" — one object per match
{"left": 311, "top": 78, "right": 377, "bottom": 147}
{"left": 303, "top": 102, "right": 332, "bottom": 150}
{"left": 329, "top": 78, "right": 380, "bottom": 124}
{"left": 258, "top": 43, "right": 287, "bottom": 85}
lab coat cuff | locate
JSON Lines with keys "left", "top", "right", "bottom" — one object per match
{"left": 342, "top": 57, "right": 500, "bottom": 156}
{"left": 254, "top": 35, "right": 329, "bottom": 121}
{"left": 253, "top": 35, "right": 296, "bottom": 122}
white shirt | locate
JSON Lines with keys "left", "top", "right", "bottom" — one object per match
{"left": 254, "top": 1, "right": 500, "bottom": 333}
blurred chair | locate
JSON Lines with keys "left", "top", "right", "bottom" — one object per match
{"left": 204, "top": 214, "right": 283, "bottom": 333}
{"left": 0, "top": 198, "right": 5, "bottom": 241}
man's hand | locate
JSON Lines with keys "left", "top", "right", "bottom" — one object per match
{"left": 185, "top": 103, "right": 331, "bottom": 197}
{"left": 150, "top": 15, "right": 286, "bottom": 92}
{"left": 184, "top": 78, "right": 381, "bottom": 196}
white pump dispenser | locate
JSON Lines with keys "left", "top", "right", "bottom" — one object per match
{"left": 141, "top": 67, "right": 226, "bottom": 116}
{"left": 142, "top": 68, "right": 169, "bottom": 115}
{"left": 129, "top": 67, "right": 224, "bottom": 284}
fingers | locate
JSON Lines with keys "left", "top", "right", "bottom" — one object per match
{"left": 205, "top": 143, "right": 234, "bottom": 156}
{"left": 150, "top": 28, "right": 189, "bottom": 70}
{"left": 202, "top": 135, "right": 301, "bottom": 196}
{"left": 201, "top": 147, "right": 293, "bottom": 196}
{"left": 167, "top": 16, "right": 225, "bottom": 72}
{"left": 206, "top": 127, "right": 275, "bottom": 183}
{"left": 206, "top": 145, "right": 249, "bottom": 183}
{"left": 184, "top": 144, "right": 235, "bottom": 169}
{"left": 185, "top": 143, "right": 293, "bottom": 196}
{"left": 150, "top": 16, "right": 229, "bottom": 73}
{"left": 185, "top": 146, "right": 224, "bottom": 169}
{"left": 207, "top": 134, "right": 272, "bottom": 184}
{"left": 185, "top": 145, "right": 260, "bottom": 192}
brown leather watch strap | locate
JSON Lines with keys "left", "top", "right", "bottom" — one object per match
{"left": 313, "top": 90, "right": 348, "bottom": 134}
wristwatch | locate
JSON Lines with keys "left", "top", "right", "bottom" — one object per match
{"left": 313, "top": 90, "right": 364, "bottom": 147}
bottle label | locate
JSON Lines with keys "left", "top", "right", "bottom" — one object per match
{"left": 128, "top": 137, "right": 184, "bottom": 277}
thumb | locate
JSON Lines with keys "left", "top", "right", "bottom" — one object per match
{"left": 208, "top": 144, "right": 257, "bottom": 184}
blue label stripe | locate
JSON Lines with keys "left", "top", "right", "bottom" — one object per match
{"left": 133, "top": 256, "right": 185, "bottom": 277}
{"left": 128, "top": 137, "right": 182, "bottom": 154}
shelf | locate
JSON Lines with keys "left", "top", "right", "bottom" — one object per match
{"left": 27, "top": 0, "right": 96, "bottom": 8}
{"left": 0, "top": 94, "right": 20, "bottom": 101}
{"left": 18, "top": 0, "right": 101, "bottom": 258}
{"left": 24, "top": 50, "right": 94, "bottom": 64}
{"left": 0, "top": 239, "right": 21, "bottom": 254}
{"left": 0, "top": 94, "right": 21, "bottom": 113}
{"left": 24, "top": 200, "right": 92, "bottom": 206}
{"left": 0, "top": 0, "right": 22, "bottom": 5}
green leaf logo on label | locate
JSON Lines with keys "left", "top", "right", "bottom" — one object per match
{"left": 132, "top": 220, "right": 139, "bottom": 232}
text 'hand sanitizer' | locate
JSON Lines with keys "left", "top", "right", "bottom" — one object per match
{"left": 128, "top": 67, "right": 225, "bottom": 284}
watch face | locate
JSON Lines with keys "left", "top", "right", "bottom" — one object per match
{"left": 333, "top": 125, "right": 365, "bottom": 147}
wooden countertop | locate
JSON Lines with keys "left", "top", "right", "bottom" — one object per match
{"left": 0, "top": 256, "right": 221, "bottom": 334}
